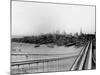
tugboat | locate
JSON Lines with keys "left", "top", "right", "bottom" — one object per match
{"left": 65, "top": 42, "right": 76, "bottom": 47}
{"left": 47, "top": 44, "right": 54, "bottom": 48}
{"left": 34, "top": 44, "right": 40, "bottom": 48}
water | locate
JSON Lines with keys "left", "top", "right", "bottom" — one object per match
{"left": 11, "top": 42, "right": 83, "bottom": 74}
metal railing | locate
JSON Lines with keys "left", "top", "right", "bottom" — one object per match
{"left": 11, "top": 54, "right": 78, "bottom": 74}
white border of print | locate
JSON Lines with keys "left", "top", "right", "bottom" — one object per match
{"left": 0, "top": 0, "right": 99, "bottom": 75}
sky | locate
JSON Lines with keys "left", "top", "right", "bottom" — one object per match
{"left": 12, "top": 1, "right": 95, "bottom": 36}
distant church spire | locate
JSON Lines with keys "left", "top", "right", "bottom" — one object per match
{"left": 80, "top": 28, "right": 83, "bottom": 35}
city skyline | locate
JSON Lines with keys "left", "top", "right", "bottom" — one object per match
{"left": 12, "top": 1, "right": 95, "bottom": 36}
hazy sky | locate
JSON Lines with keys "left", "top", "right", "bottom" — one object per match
{"left": 12, "top": 1, "right": 95, "bottom": 36}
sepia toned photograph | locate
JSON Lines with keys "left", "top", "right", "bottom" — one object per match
{"left": 11, "top": 0, "right": 96, "bottom": 74}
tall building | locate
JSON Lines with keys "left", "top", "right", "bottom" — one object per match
{"left": 80, "top": 28, "right": 83, "bottom": 35}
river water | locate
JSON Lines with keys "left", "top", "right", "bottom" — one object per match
{"left": 11, "top": 42, "right": 83, "bottom": 74}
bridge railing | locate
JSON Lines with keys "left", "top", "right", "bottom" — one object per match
{"left": 11, "top": 54, "right": 78, "bottom": 74}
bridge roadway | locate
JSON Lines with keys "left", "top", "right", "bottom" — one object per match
{"left": 70, "top": 40, "right": 95, "bottom": 70}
